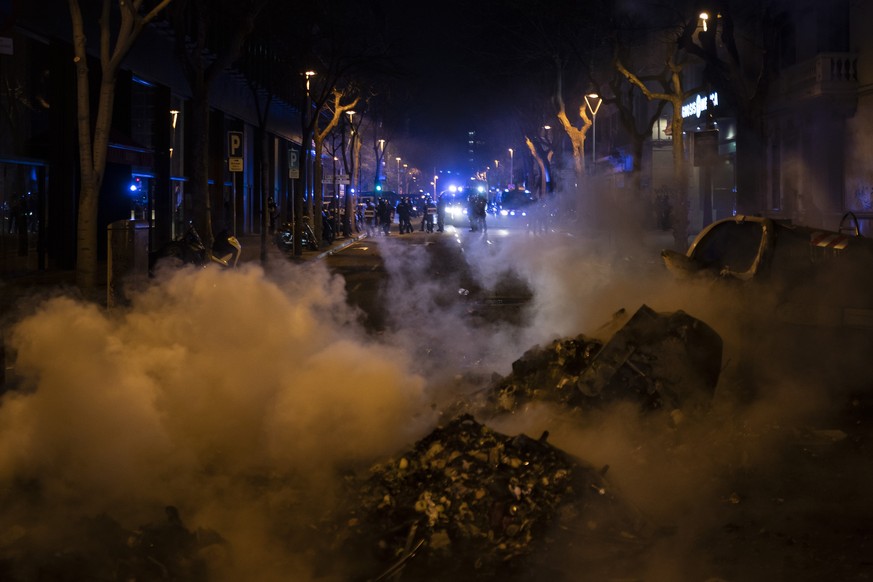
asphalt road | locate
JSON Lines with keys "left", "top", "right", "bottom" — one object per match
{"left": 319, "top": 222, "right": 873, "bottom": 581}
{"left": 324, "top": 224, "right": 533, "bottom": 334}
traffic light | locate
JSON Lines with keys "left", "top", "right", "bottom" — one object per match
{"left": 374, "top": 179, "right": 383, "bottom": 192}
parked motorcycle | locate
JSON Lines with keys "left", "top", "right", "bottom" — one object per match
{"left": 149, "top": 223, "right": 241, "bottom": 274}
{"left": 274, "top": 218, "right": 319, "bottom": 252}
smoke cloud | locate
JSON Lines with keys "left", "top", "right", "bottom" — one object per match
{"left": 0, "top": 181, "right": 867, "bottom": 580}
{"left": 0, "top": 262, "right": 434, "bottom": 580}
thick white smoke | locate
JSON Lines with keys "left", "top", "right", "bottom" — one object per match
{"left": 0, "top": 184, "right": 867, "bottom": 580}
{"left": 0, "top": 261, "right": 435, "bottom": 580}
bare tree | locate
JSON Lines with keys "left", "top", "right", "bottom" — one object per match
{"left": 554, "top": 65, "right": 593, "bottom": 182}
{"left": 524, "top": 135, "right": 551, "bottom": 202}
{"left": 68, "top": 0, "right": 173, "bottom": 293}
{"left": 601, "top": 69, "right": 666, "bottom": 199}
{"left": 677, "top": 3, "right": 775, "bottom": 215}
{"left": 288, "top": 0, "right": 393, "bottom": 255}
{"left": 615, "top": 51, "right": 695, "bottom": 251}
{"left": 168, "top": 0, "right": 268, "bottom": 248}
{"left": 311, "top": 88, "right": 359, "bottom": 243}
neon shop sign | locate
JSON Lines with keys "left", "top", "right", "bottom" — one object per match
{"left": 682, "top": 91, "right": 720, "bottom": 119}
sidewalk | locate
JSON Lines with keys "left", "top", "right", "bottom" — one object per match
{"left": 236, "top": 231, "right": 365, "bottom": 266}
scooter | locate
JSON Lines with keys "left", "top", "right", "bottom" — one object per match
{"left": 149, "top": 223, "right": 241, "bottom": 274}
{"left": 274, "top": 218, "right": 319, "bottom": 252}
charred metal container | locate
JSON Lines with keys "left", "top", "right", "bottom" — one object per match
{"left": 662, "top": 213, "right": 873, "bottom": 330}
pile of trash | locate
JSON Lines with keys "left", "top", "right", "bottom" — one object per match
{"left": 482, "top": 305, "right": 723, "bottom": 415}
{"left": 323, "top": 414, "right": 651, "bottom": 581}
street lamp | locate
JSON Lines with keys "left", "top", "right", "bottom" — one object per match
{"left": 508, "top": 148, "right": 514, "bottom": 188}
{"left": 304, "top": 70, "right": 317, "bottom": 227}
{"left": 346, "top": 110, "right": 356, "bottom": 191}
{"left": 584, "top": 93, "right": 602, "bottom": 171}
{"left": 395, "top": 157, "right": 402, "bottom": 194}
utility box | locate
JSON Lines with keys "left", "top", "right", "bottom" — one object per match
{"left": 107, "top": 219, "right": 150, "bottom": 308}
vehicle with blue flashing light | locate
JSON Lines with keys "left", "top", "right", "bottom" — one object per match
{"left": 437, "top": 189, "right": 467, "bottom": 226}
{"left": 495, "top": 188, "right": 536, "bottom": 223}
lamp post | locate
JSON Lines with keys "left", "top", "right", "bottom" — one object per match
{"left": 396, "top": 157, "right": 402, "bottom": 194}
{"left": 304, "top": 70, "right": 317, "bottom": 206}
{"left": 584, "top": 93, "right": 602, "bottom": 171}
{"left": 376, "top": 139, "right": 385, "bottom": 187}
{"left": 508, "top": 148, "right": 514, "bottom": 188}
{"left": 294, "top": 69, "right": 316, "bottom": 256}
{"left": 345, "top": 110, "right": 356, "bottom": 191}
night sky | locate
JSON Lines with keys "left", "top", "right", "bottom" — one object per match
{"left": 383, "top": 0, "right": 514, "bottom": 173}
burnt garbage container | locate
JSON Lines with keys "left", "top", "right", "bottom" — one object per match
{"left": 107, "top": 219, "right": 149, "bottom": 308}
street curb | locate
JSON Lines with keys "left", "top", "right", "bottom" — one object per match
{"left": 315, "top": 234, "right": 367, "bottom": 260}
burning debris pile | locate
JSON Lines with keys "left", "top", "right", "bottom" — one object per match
{"left": 324, "top": 414, "right": 651, "bottom": 581}
{"left": 483, "top": 305, "right": 723, "bottom": 415}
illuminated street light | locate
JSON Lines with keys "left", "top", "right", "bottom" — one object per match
{"left": 396, "top": 157, "right": 402, "bottom": 194}
{"left": 508, "top": 148, "right": 514, "bottom": 187}
{"left": 699, "top": 12, "right": 710, "bottom": 31}
{"left": 302, "top": 70, "right": 317, "bottom": 232}
{"left": 584, "top": 93, "right": 602, "bottom": 171}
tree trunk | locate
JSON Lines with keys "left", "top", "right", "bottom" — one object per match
{"left": 295, "top": 123, "right": 311, "bottom": 256}
{"left": 525, "top": 137, "right": 548, "bottom": 200}
{"left": 670, "top": 108, "right": 689, "bottom": 252}
{"left": 189, "top": 86, "right": 212, "bottom": 246}
{"left": 313, "top": 134, "right": 324, "bottom": 244}
{"left": 76, "top": 76, "right": 117, "bottom": 293}
{"left": 257, "top": 125, "right": 269, "bottom": 264}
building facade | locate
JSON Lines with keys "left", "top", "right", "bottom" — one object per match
{"left": 0, "top": 3, "right": 304, "bottom": 278}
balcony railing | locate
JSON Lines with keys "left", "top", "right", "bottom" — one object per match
{"left": 777, "top": 53, "right": 859, "bottom": 104}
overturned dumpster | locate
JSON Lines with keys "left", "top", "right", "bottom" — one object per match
{"left": 483, "top": 305, "right": 723, "bottom": 415}
{"left": 324, "top": 415, "right": 652, "bottom": 581}
{"left": 661, "top": 213, "right": 873, "bottom": 330}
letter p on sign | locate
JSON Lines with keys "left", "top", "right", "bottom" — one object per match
{"left": 228, "top": 131, "right": 243, "bottom": 172}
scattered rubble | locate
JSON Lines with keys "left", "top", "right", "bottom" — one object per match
{"left": 323, "top": 414, "right": 652, "bottom": 581}
{"left": 482, "top": 305, "right": 723, "bottom": 415}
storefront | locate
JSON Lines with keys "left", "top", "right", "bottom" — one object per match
{"left": 680, "top": 89, "right": 737, "bottom": 233}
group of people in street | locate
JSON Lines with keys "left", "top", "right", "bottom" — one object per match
{"left": 357, "top": 191, "right": 493, "bottom": 236}
{"left": 360, "top": 195, "right": 445, "bottom": 236}
{"left": 467, "top": 193, "right": 487, "bottom": 233}
{"left": 361, "top": 198, "right": 396, "bottom": 236}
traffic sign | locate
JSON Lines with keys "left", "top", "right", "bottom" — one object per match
{"left": 288, "top": 148, "right": 299, "bottom": 179}
{"left": 228, "top": 131, "right": 243, "bottom": 173}
{"left": 322, "top": 174, "right": 350, "bottom": 184}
